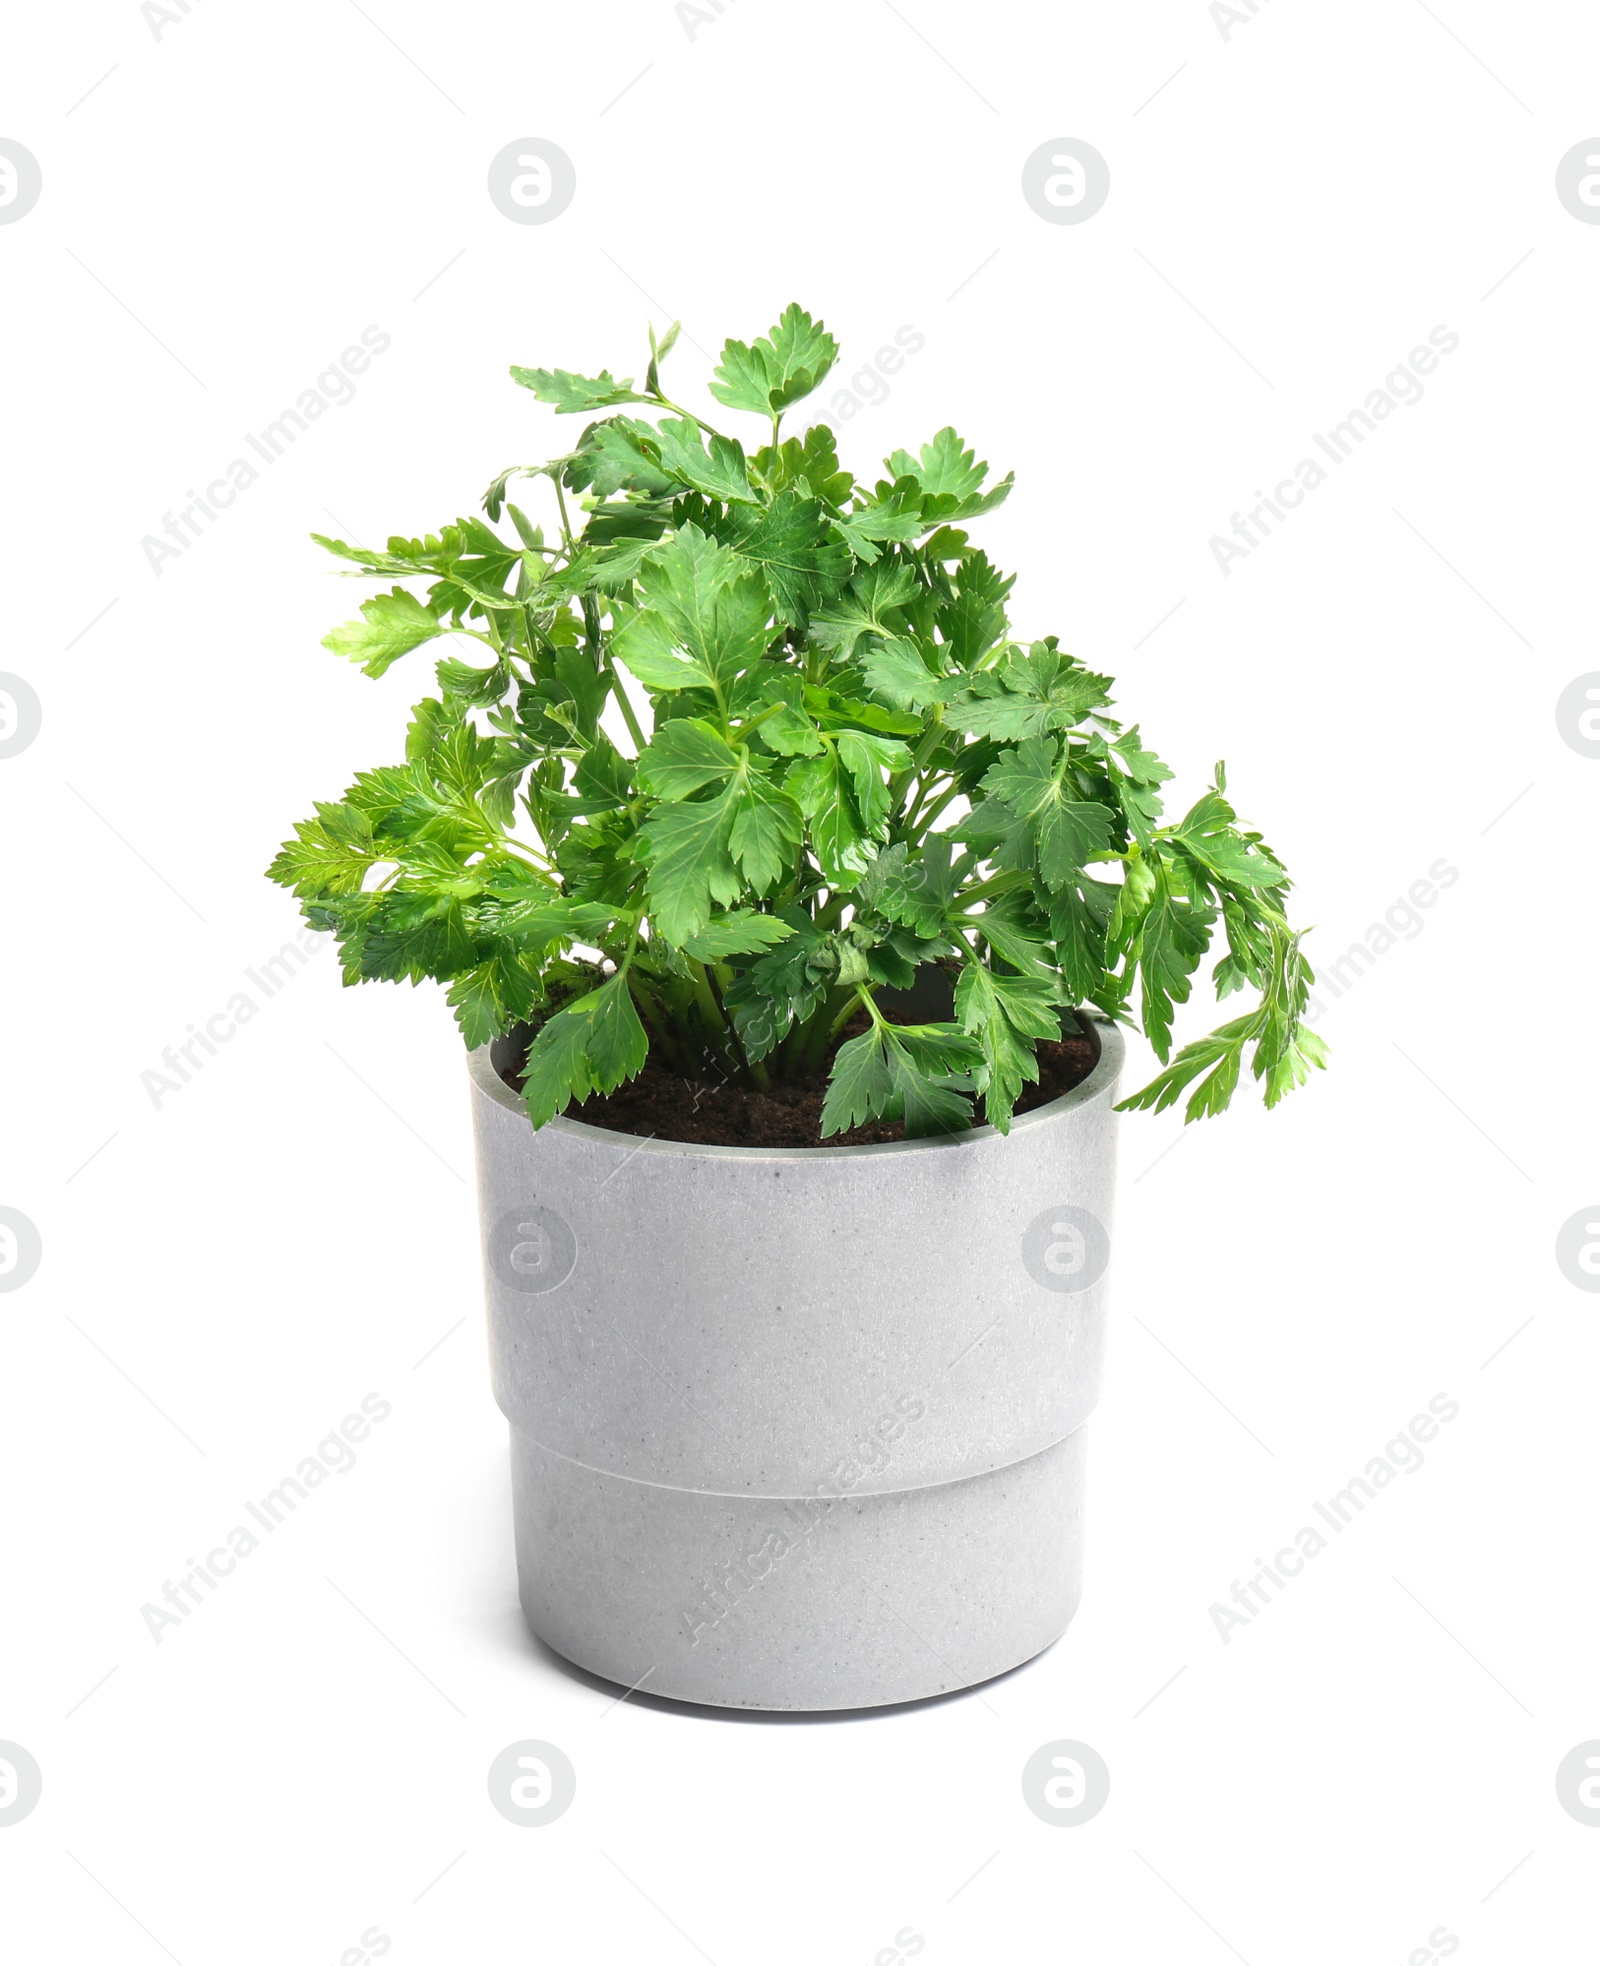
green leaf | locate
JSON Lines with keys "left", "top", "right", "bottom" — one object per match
{"left": 1047, "top": 876, "right": 1118, "bottom": 1002}
{"left": 787, "top": 750, "right": 870, "bottom": 890}
{"left": 572, "top": 736, "right": 635, "bottom": 813}
{"left": 583, "top": 535, "right": 661, "bottom": 591}
{"left": 266, "top": 800, "right": 377, "bottom": 899}
{"left": 644, "top": 318, "right": 681, "bottom": 396}
{"left": 480, "top": 466, "right": 537, "bottom": 523}
{"left": 1118, "top": 924, "right": 1328, "bottom": 1122}
{"left": 883, "top": 427, "right": 1014, "bottom": 521}
{"left": 1109, "top": 726, "right": 1172, "bottom": 788}
{"left": 312, "top": 532, "right": 445, "bottom": 580}
{"left": 639, "top": 785, "right": 741, "bottom": 945}
{"left": 652, "top": 417, "right": 760, "bottom": 505}
{"left": 1116, "top": 1016, "right": 1253, "bottom": 1122}
{"left": 724, "top": 910, "right": 833, "bottom": 1058}
{"left": 979, "top": 738, "right": 1115, "bottom": 887}
{"left": 802, "top": 683, "right": 922, "bottom": 738}
{"left": 445, "top": 967, "right": 507, "bottom": 1049}
{"left": 322, "top": 588, "right": 448, "bottom": 678}
{"left": 753, "top": 698, "right": 825, "bottom": 757}
{"left": 612, "top": 524, "right": 773, "bottom": 696}
{"left": 520, "top": 973, "right": 649, "bottom": 1128}
{"left": 1171, "top": 787, "right": 1288, "bottom": 891}
{"left": 1107, "top": 849, "right": 1157, "bottom": 956}
{"left": 895, "top": 1081, "right": 979, "bottom": 1137}
{"left": 710, "top": 303, "right": 840, "bottom": 417}
{"left": 709, "top": 491, "right": 852, "bottom": 624}
{"left": 837, "top": 729, "right": 912, "bottom": 836}
{"left": 819, "top": 1022, "right": 897, "bottom": 1135}
{"left": 355, "top": 891, "right": 478, "bottom": 982}
{"left": 951, "top": 794, "right": 1034, "bottom": 876}
{"left": 510, "top": 365, "right": 646, "bottom": 413}
{"left": 730, "top": 770, "right": 804, "bottom": 892}
{"left": 857, "top": 836, "right": 963, "bottom": 938}
{"left": 937, "top": 551, "right": 1014, "bottom": 669}
{"left": 859, "top": 635, "right": 954, "bottom": 710}
{"left": 1213, "top": 892, "right": 1272, "bottom": 998}
{"left": 1262, "top": 1021, "right": 1329, "bottom": 1108}
{"left": 833, "top": 487, "right": 929, "bottom": 560}
{"left": 520, "top": 1001, "right": 595, "bottom": 1128}
{"left": 887, "top": 427, "right": 983, "bottom": 500}
{"left": 637, "top": 719, "right": 741, "bottom": 800}
{"left": 586, "top": 971, "right": 649, "bottom": 1085}
{"left": 754, "top": 424, "right": 854, "bottom": 505}
{"left": 430, "top": 514, "right": 526, "bottom": 615}
{"left": 955, "top": 961, "right": 1060, "bottom": 1131}
{"left": 444, "top": 951, "right": 543, "bottom": 1048}
{"left": 436, "top": 654, "right": 509, "bottom": 706}
{"left": 949, "top": 642, "right": 1113, "bottom": 742}
{"left": 1134, "top": 857, "right": 1217, "bottom": 1061}
{"left": 809, "top": 561, "right": 921, "bottom": 660}
{"left": 680, "top": 911, "right": 797, "bottom": 960}
{"left": 474, "top": 889, "right": 619, "bottom": 947}
{"left": 820, "top": 1019, "right": 978, "bottom": 1138}
{"left": 610, "top": 611, "right": 716, "bottom": 694}
{"left": 564, "top": 418, "right": 675, "bottom": 498}
{"left": 1102, "top": 726, "right": 1174, "bottom": 845}
{"left": 972, "top": 894, "right": 1056, "bottom": 977}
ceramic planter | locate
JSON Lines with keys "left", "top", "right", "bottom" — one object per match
{"left": 467, "top": 1015, "right": 1123, "bottom": 1712}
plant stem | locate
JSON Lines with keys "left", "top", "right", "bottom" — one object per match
{"left": 798, "top": 986, "right": 862, "bottom": 1073}
{"left": 907, "top": 784, "right": 960, "bottom": 841}
{"left": 606, "top": 655, "right": 649, "bottom": 753}
{"left": 552, "top": 475, "right": 576, "bottom": 551}
{"left": 625, "top": 971, "right": 683, "bottom": 1068}
{"left": 708, "top": 961, "right": 768, "bottom": 1090}
{"left": 579, "top": 593, "right": 649, "bottom": 754}
{"left": 653, "top": 392, "right": 731, "bottom": 442}
{"left": 683, "top": 959, "right": 735, "bottom": 1070}
{"left": 960, "top": 868, "right": 1031, "bottom": 907}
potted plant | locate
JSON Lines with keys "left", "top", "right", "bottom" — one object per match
{"left": 269, "top": 305, "right": 1324, "bottom": 1711}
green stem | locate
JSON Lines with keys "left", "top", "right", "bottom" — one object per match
{"left": 495, "top": 839, "right": 558, "bottom": 876}
{"left": 651, "top": 392, "right": 731, "bottom": 442}
{"left": 606, "top": 654, "right": 649, "bottom": 754}
{"left": 910, "top": 718, "right": 948, "bottom": 772}
{"left": 906, "top": 784, "right": 960, "bottom": 842}
{"left": 796, "top": 986, "right": 863, "bottom": 1073}
{"left": 552, "top": 475, "right": 576, "bottom": 551}
{"left": 624, "top": 972, "right": 684, "bottom": 1067}
{"left": 733, "top": 700, "right": 785, "bottom": 741}
{"left": 685, "top": 958, "right": 732, "bottom": 1057}
{"left": 854, "top": 982, "right": 887, "bottom": 1028}
{"left": 580, "top": 594, "right": 649, "bottom": 755}
{"left": 959, "top": 869, "right": 1032, "bottom": 907}
{"left": 708, "top": 961, "right": 768, "bottom": 1091}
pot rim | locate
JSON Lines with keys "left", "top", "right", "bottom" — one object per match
{"left": 467, "top": 1010, "right": 1124, "bottom": 1163}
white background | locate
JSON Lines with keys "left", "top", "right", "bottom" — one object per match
{"left": 2, "top": 1, "right": 1597, "bottom": 1960}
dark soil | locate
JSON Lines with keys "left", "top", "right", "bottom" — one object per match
{"left": 498, "top": 1015, "right": 1101, "bottom": 1149}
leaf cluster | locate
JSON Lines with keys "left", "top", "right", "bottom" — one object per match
{"left": 269, "top": 305, "right": 1325, "bottom": 1137}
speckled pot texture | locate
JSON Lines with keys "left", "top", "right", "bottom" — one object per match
{"left": 468, "top": 1014, "right": 1123, "bottom": 1712}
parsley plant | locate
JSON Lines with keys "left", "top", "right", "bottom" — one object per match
{"left": 268, "top": 306, "right": 1326, "bottom": 1137}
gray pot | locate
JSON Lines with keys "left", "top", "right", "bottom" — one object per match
{"left": 467, "top": 1015, "right": 1123, "bottom": 1712}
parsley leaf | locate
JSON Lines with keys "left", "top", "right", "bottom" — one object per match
{"left": 711, "top": 304, "right": 841, "bottom": 417}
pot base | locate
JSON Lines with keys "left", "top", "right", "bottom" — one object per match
{"left": 510, "top": 1425, "right": 1088, "bottom": 1711}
